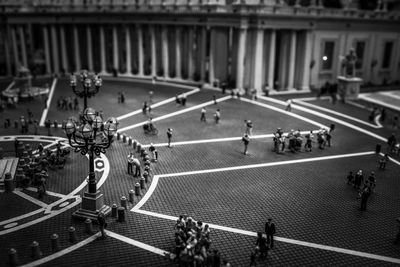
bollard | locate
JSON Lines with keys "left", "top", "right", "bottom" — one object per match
{"left": 0, "top": 147, "right": 3, "bottom": 159}
{"left": 143, "top": 171, "right": 149, "bottom": 183}
{"left": 117, "top": 207, "right": 125, "bottom": 222}
{"left": 122, "top": 134, "right": 127, "bottom": 143}
{"left": 144, "top": 165, "right": 150, "bottom": 174}
{"left": 120, "top": 196, "right": 127, "bottom": 209}
{"left": 8, "top": 248, "right": 19, "bottom": 266}
{"left": 30, "top": 241, "right": 42, "bottom": 259}
{"left": 117, "top": 132, "right": 121, "bottom": 141}
{"left": 140, "top": 177, "right": 145, "bottom": 189}
{"left": 375, "top": 143, "right": 381, "bottom": 154}
{"left": 128, "top": 137, "right": 132, "bottom": 146}
{"left": 133, "top": 140, "right": 137, "bottom": 150}
{"left": 51, "top": 234, "right": 60, "bottom": 252}
{"left": 135, "top": 182, "right": 140, "bottom": 196}
{"left": 111, "top": 204, "right": 118, "bottom": 217}
{"left": 129, "top": 190, "right": 134, "bottom": 203}
{"left": 4, "top": 172, "right": 15, "bottom": 192}
{"left": 85, "top": 219, "right": 93, "bottom": 234}
{"left": 136, "top": 143, "right": 142, "bottom": 153}
{"left": 68, "top": 226, "right": 77, "bottom": 243}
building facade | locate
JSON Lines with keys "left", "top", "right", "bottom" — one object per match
{"left": 0, "top": 0, "right": 399, "bottom": 94}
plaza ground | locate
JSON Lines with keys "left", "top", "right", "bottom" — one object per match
{"left": 1, "top": 77, "right": 400, "bottom": 266}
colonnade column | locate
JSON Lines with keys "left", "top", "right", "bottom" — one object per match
{"left": 112, "top": 26, "right": 119, "bottom": 73}
{"left": 161, "top": 26, "right": 169, "bottom": 79}
{"left": 99, "top": 26, "right": 106, "bottom": 74}
{"left": 175, "top": 27, "right": 182, "bottom": 79}
{"left": 18, "top": 26, "right": 28, "bottom": 68}
{"left": 125, "top": 27, "right": 132, "bottom": 75}
{"left": 287, "top": 30, "right": 297, "bottom": 90}
{"left": 86, "top": 26, "right": 93, "bottom": 72}
{"left": 11, "top": 26, "right": 19, "bottom": 73}
{"left": 73, "top": 25, "right": 81, "bottom": 71}
{"left": 4, "top": 29, "right": 12, "bottom": 75}
{"left": 268, "top": 29, "right": 276, "bottom": 90}
{"left": 209, "top": 28, "right": 215, "bottom": 85}
{"left": 301, "top": 30, "right": 312, "bottom": 90}
{"left": 137, "top": 25, "right": 144, "bottom": 76}
{"left": 236, "top": 26, "right": 247, "bottom": 91}
{"left": 188, "top": 27, "right": 194, "bottom": 80}
{"left": 43, "top": 26, "right": 51, "bottom": 74}
{"left": 253, "top": 27, "right": 264, "bottom": 93}
{"left": 50, "top": 25, "right": 60, "bottom": 74}
{"left": 200, "top": 26, "right": 207, "bottom": 82}
{"left": 60, "top": 26, "right": 68, "bottom": 73}
{"left": 150, "top": 26, "right": 156, "bottom": 77}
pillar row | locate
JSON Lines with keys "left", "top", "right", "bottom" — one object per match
{"left": 51, "top": 25, "right": 60, "bottom": 74}
{"left": 236, "top": 27, "right": 247, "bottom": 91}
{"left": 268, "top": 30, "right": 276, "bottom": 90}
{"left": 99, "top": 26, "right": 106, "bottom": 74}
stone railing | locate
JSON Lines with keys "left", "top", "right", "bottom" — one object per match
{"left": 0, "top": 0, "right": 399, "bottom": 21}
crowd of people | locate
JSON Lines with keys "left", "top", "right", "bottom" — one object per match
{"left": 272, "top": 125, "right": 334, "bottom": 154}
{"left": 346, "top": 170, "right": 376, "bottom": 211}
{"left": 170, "top": 215, "right": 231, "bottom": 267}
{"left": 56, "top": 96, "right": 79, "bottom": 111}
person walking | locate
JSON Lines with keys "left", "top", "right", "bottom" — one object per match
{"left": 360, "top": 186, "right": 371, "bottom": 211}
{"left": 167, "top": 128, "right": 173, "bottom": 147}
{"left": 97, "top": 212, "right": 107, "bottom": 239}
{"left": 265, "top": 218, "right": 276, "bottom": 249}
{"left": 286, "top": 99, "right": 292, "bottom": 112}
{"left": 245, "top": 120, "right": 253, "bottom": 136}
{"left": 200, "top": 108, "right": 206, "bottom": 122}
{"left": 379, "top": 154, "right": 389, "bottom": 170}
{"left": 132, "top": 156, "right": 141, "bottom": 177}
{"left": 214, "top": 109, "right": 221, "bottom": 124}
{"left": 354, "top": 170, "right": 364, "bottom": 190}
{"left": 127, "top": 152, "right": 134, "bottom": 175}
{"left": 149, "top": 143, "right": 158, "bottom": 162}
{"left": 242, "top": 133, "right": 250, "bottom": 155}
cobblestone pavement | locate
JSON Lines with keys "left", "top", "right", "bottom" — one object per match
{"left": 0, "top": 79, "right": 400, "bottom": 266}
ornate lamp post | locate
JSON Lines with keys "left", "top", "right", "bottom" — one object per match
{"left": 70, "top": 70, "right": 102, "bottom": 111}
{"left": 63, "top": 108, "right": 118, "bottom": 220}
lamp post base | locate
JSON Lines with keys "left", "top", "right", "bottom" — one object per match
{"left": 72, "top": 191, "right": 111, "bottom": 221}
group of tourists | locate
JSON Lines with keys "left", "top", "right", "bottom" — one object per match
{"left": 272, "top": 126, "right": 334, "bottom": 154}
{"left": 346, "top": 170, "right": 377, "bottom": 211}
{"left": 56, "top": 96, "right": 79, "bottom": 111}
{"left": 250, "top": 219, "right": 276, "bottom": 266}
{"left": 171, "top": 215, "right": 230, "bottom": 267}
{"left": 200, "top": 107, "right": 221, "bottom": 124}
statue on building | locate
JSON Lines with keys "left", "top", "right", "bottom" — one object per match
{"left": 342, "top": 47, "right": 357, "bottom": 78}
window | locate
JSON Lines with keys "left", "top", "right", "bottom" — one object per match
{"left": 382, "top": 41, "right": 393, "bottom": 69}
{"left": 354, "top": 41, "right": 365, "bottom": 69}
{"left": 321, "top": 41, "right": 335, "bottom": 70}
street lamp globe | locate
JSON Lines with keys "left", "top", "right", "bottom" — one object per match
{"left": 84, "top": 107, "right": 96, "bottom": 122}
{"left": 104, "top": 117, "right": 118, "bottom": 137}
{"left": 63, "top": 119, "right": 76, "bottom": 136}
{"left": 84, "top": 78, "right": 92, "bottom": 88}
{"left": 81, "top": 123, "right": 93, "bottom": 139}
{"left": 93, "top": 116, "right": 103, "bottom": 130}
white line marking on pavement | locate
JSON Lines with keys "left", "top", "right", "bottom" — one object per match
{"left": 116, "top": 88, "right": 200, "bottom": 120}
{"left": 257, "top": 96, "right": 388, "bottom": 142}
{"left": 117, "top": 95, "right": 232, "bottom": 133}
{"left": 380, "top": 91, "right": 400, "bottom": 100}
{"left": 379, "top": 152, "right": 400, "bottom": 166}
{"left": 13, "top": 190, "right": 48, "bottom": 208}
{"left": 241, "top": 98, "right": 327, "bottom": 129}
{"left": 135, "top": 209, "right": 400, "bottom": 264}
{"left": 346, "top": 100, "right": 370, "bottom": 110}
{"left": 25, "top": 187, "right": 67, "bottom": 199}
{"left": 140, "top": 130, "right": 320, "bottom": 148}
{"left": 375, "top": 114, "right": 383, "bottom": 128}
{"left": 106, "top": 230, "right": 169, "bottom": 256}
{"left": 0, "top": 198, "right": 81, "bottom": 236}
{"left": 20, "top": 232, "right": 101, "bottom": 267}
{"left": 292, "top": 96, "right": 331, "bottom": 101}
{"left": 0, "top": 209, "right": 44, "bottom": 226}
{"left": 131, "top": 175, "right": 160, "bottom": 212}
{"left": 358, "top": 94, "right": 400, "bottom": 112}
{"left": 132, "top": 151, "right": 374, "bottom": 212}
{"left": 40, "top": 78, "right": 57, "bottom": 126}
{"left": 294, "top": 99, "right": 381, "bottom": 129}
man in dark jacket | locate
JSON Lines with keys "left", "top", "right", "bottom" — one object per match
{"left": 265, "top": 218, "right": 276, "bottom": 249}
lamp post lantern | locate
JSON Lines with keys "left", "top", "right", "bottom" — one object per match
{"left": 70, "top": 70, "right": 102, "bottom": 111}
{"left": 63, "top": 108, "right": 117, "bottom": 220}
